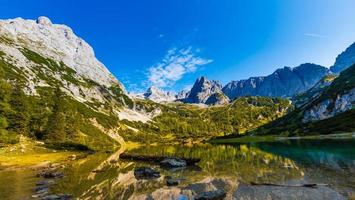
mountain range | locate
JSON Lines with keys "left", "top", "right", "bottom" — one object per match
{"left": 0, "top": 16, "right": 354, "bottom": 146}
{"left": 135, "top": 41, "right": 355, "bottom": 105}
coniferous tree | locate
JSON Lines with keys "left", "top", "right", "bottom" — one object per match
{"left": 7, "top": 83, "right": 30, "bottom": 136}
{"left": 65, "top": 110, "right": 81, "bottom": 141}
{"left": 44, "top": 87, "right": 66, "bottom": 142}
{"left": 0, "top": 67, "right": 12, "bottom": 138}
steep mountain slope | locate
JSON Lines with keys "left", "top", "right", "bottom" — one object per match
{"left": 182, "top": 76, "right": 229, "bottom": 105}
{"left": 0, "top": 17, "right": 132, "bottom": 149}
{"left": 250, "top": 64, "right": 355, "bottom": 136}
{"left": 223, "top": 63, "right": 330, "bottom": 99}
{"left": 0, "top": 16, "right": 131, "bottom": 106}
{"left": 330, "top": 42, "right": 355, "bottom": 73}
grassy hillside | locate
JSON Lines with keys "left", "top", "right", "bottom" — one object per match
{"left": 120, "top": 97, "right": 292, "bottom": 143}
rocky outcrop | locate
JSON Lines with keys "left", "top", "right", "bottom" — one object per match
{"left": 182, "top": 77, "right": 227, "bottom": 105}
{"left": 330, "top": 42, "right": 355, "bottom": 73}
{"left": 223, "top": 63, "right": 330, "bottom": 99}
{"left": 303, "top": 88, "right": 355, "bottom": 123}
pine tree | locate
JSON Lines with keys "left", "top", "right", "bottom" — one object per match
{"left": 44, "top": 87, "right": 66, "bottom": 142}
{"left": 7, "top": 83, "right": 30, "bottom": 136}
{"left": 65, "top": 110, "right": 81, "bottom": 141}
{"left": 0, "top": 67, "right": 12, "bottom": 143}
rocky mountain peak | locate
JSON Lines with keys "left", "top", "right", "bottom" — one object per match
{"left": 183, "top": 76, "right": 226, "bottom": 105}
{"left": 0, "top": 16, "right": 119, "bottom": 87}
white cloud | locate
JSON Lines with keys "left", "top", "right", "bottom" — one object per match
{"left": 148, "top": 47, "right": 212, "bottom": 88}
{"left": 304, "top": 33, "right": 327, "bottom": 38}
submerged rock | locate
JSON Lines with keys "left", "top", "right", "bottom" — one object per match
{"left": 41, "top": 194, "right": 72, "bottom": 200}
{"left": 166, "top": 176, "right": 182, "bottom": 186}
{"left": 194, "top": 189, "right": 226, "bottom": 200}
{"left": 160, "top": 158, "right": 187, "bottom": 169}
{"left": 134, "top": 167, "right": 160, "bottom": 180}
{"left": 233, "top": 183, "right": 345, "bottom": 200}
{"left": 38, "top": 171, "right": 64, "bottom": 179}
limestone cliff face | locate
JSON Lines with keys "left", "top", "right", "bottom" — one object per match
{"left": 223, "top": 63, "right": 330, "bottom": 100}
{"left": 0, "top": 16, "right": 128, "bottom": 104}
{"left": 301, "top": 64, "right": 355, "bottom": 123}
{"left": 0, "top": 16, "right": 119, "bottom": 86}
{"left": 302, "top": 88, "right": 355, "bottom": 123}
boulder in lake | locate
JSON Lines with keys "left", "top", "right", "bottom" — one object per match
{"left": 160, "top": 158, "right": 187, "bottom": 169}
{"left": 134, "top": 167, "right": 161, "bottom": 180}
{"left": 194, "top": 189, "right": 226, "bottom": 200}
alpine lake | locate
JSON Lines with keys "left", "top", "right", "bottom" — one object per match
{"left": 0, "top": 134, "right": 354, "bottom": 200}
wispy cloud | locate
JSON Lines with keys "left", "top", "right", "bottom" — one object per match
{"left": 148, "top": 47, "right": 212, "bottom": 88}
{"left": 304, "top": 33, "right": 327, "bottom": 38}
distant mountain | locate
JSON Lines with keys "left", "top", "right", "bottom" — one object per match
{"left": 182, "top": 76, "right": 229, "bottom": 105}
{"left": 330, "top": 42, "right": 355, "bottom": 73}
{"left": 222, "top": 63, "right": 330, "bottom": 100}
{"left": 142, "top": 86, "right": 176, "bottom": 103}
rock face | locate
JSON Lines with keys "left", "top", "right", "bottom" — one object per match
{"left": 182, "top": 77, "right": 228, "bottom": 105}
{"left": 223, "top": 63, "right": 330, "bottom": 100}
{"left": 330, "top": 42, "right": 355, "bottom": 73}
{"left": 0, "top": 16, "right": 118, "bottom": 87}
{"left": 301, "top": 64, "right": 355, "bottom": 123}
{"left": 143, "top": 86, "right": 176, "bottom": 103}
{"left": 0, "top": 16, "right": 129, "bottom": 106}
{"left": 303, "top": 87, "right": 355, "bottom": 123}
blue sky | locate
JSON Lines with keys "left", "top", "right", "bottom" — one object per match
{"left": 2, "top": 0, "right": 355, "bottom": 92}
